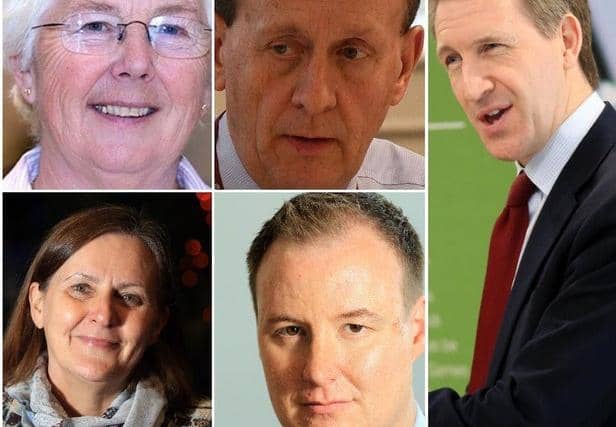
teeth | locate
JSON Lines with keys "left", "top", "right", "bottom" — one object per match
{"left": 95, "top": 105, "right": 153, "bottom": 118}
{"left": 488, "top": 109, "right": 501, "bottom": 117}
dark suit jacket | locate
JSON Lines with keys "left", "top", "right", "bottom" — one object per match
{"left": 430, "top": 103, "right": 616, "bottom": 426}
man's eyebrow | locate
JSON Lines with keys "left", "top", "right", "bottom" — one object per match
{"left": 471, "top": 33, "right": 518, "bottom": 47}
{"left": 337, "top": 308, "right": 383, "bottom": 321}
{"left": 264, "top": 314, "right": 303, "bottom": 325}
{"left": 436, "top": 43, "right": 454, "bottom": 59}
{"left": 437, "top": 32, "right": 517, "bottom": 58}
{"left": 256, "top": 24, "right": 305, "bottom": 38}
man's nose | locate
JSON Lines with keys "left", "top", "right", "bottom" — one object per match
{"left": 110, "top": 23, "right": 155, "bottom": 82}
{"left": 458, "top": 61, "right": 494, "bottom": 103}
{"left": 301, "top": 334, "right": 339, "bottom": 386}
{"left": 291, "top": 54, "right": 337, "bottom": 115}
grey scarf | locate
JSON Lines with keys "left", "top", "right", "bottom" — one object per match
{"left": 5, "top": 358, "right": 166, "bottom": 427}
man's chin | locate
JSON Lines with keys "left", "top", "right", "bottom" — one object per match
{"left": 265, "top": 176, "right": 351, "bottom": 190}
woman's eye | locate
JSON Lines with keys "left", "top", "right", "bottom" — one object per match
{"left": 81, "top": 21, "right": 112, "bottom": 33}
{"left": 339, "top": 46, "right": 367, "bottom": 60}
{"left": 154, "top": 24, "right": 187, "bottom": 37}
{"left": 69, "top": 283, "right": 92, "bottom": 296}
{"left": 121, "top": 293, "right": 144, "bottom": 307}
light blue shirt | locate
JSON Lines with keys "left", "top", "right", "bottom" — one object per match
{"left": 511, "top": 92, "right": 605, "bottom": 281}
{"left": 415, "top": 401, "right": 426, "bottom": 427}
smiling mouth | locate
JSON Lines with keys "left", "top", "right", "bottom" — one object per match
{"left": 78, "top": 336, "right": 120, "bottom": 349}
{"left": 93, "top": 104, "right": 156, "bottom": 118}
{"left": 481, "top": 105, "right": 512, "bottom": 125}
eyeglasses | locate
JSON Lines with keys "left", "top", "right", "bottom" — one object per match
{"left": 31, "top": 12, "right": 211, "bottom": 59}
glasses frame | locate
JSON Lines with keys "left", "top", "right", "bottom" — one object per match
{"left": 31, "top": 14, "right": 212, "bottom": 59}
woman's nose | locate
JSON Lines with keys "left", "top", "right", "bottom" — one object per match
{"left": 110, "top": 22, "right": 156, "bottom": 82}
{"left": 90, "top": 295, "right": 118, "bottom": 326}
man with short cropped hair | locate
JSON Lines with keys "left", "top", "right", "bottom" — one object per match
{"left": 248, "top": 193, "right": 426, "bottom": 427}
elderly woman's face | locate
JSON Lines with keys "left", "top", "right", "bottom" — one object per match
{"left": 28, "top": 0, "right": 209, "bottom": 175}
{"left": 29, "top": 233, "right": 165, "bottom": 388}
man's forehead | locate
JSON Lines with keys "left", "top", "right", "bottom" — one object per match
{"left": 255, "top": 224, "right": 407, "bottom": 318}
{"left": 435, "top": 0, "right": 518, "bottom": 47}
{"left": 236, "top": 0, "right": 407, "bottom": 35}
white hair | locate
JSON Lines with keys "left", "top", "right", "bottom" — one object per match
{"left": 3, "top": 0, "right": 50, "bottom": 135}
{"left": 3, "top": 0, "right": 50, "bottom": 70}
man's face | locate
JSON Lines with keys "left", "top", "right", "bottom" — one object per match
{"left": 435, "top": 0, "right": 571, "bottom": 165}
{"left": 256, "top": 223, "right": 425, "bottom": 427}
{"left": 216, "top": 0, "right": 423, "bottom": 188}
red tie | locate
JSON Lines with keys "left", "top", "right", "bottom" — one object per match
{"left": 468, "top": 172, "right": 536, "bottom": 393}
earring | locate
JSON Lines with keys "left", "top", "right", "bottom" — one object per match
{"left": 24, "top": 88, "right": 32, "bottom": 96}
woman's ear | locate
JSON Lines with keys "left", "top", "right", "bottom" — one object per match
{"left": 29, "top": 282, "right": 45, "bottom": 329}
{"left": 9, "top": 55, "right": 36, "bottom": 104}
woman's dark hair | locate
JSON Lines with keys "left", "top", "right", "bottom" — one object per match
{"left": 3, "top": 205, "right": 192, "bottom": 408}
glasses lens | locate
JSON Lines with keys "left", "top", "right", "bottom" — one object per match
{"left": 62, "top": 13, "right": 120, "bottom": 55}
{"left": 149, "top": 16, "right": 210, "bottom": 59}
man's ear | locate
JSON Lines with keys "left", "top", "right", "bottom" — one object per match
{"left": 560, "top": 13, "right": 583, "bottom": 71}
{"left": 391, "top": 25, "right": 424, "bottom": 106}
{"left": 29, "top": 282, "right": 45, "bottom": 329}
{"left": 9, "top": 55, "right": 36, "bottom": 104}
{"left": 215, "top": 15, "right": 228, "bottom": 92}
{"left": 409, "top": 295, "right": 425, "bottom": 362}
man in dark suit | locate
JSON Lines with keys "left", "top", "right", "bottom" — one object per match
{"left": 430, "top": 0, "right": 616, "bottom": 425}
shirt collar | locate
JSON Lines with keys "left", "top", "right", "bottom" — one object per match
{"left": 216, "top": 112, "right": 260, "bottom": 189}
{"left": 517, "top": 92, "right": 605, "bottom": 195}
{"left": 414, "top": 401, "right": 426, "bottom": 427}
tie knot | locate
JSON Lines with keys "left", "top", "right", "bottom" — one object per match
{"left": 506, "top": 172, "right": 536, "bottom": 207}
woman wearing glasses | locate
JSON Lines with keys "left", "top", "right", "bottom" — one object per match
{"left": 3, "top": 0, "right": 211, "bottom": 189}
{"left": 3, "top": 206, "right": 211, "bottom": 426}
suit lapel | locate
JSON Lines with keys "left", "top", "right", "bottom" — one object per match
{"left": 487, "top": 103, "right": 616, "bottom": 384}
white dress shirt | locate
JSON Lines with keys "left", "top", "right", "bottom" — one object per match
{"left": 216, "top": 113, "right": 425, "bottom": 189}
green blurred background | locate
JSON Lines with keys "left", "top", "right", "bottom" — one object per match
{"left": 428, "top": 34, "right": 516, "bottom": 393}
